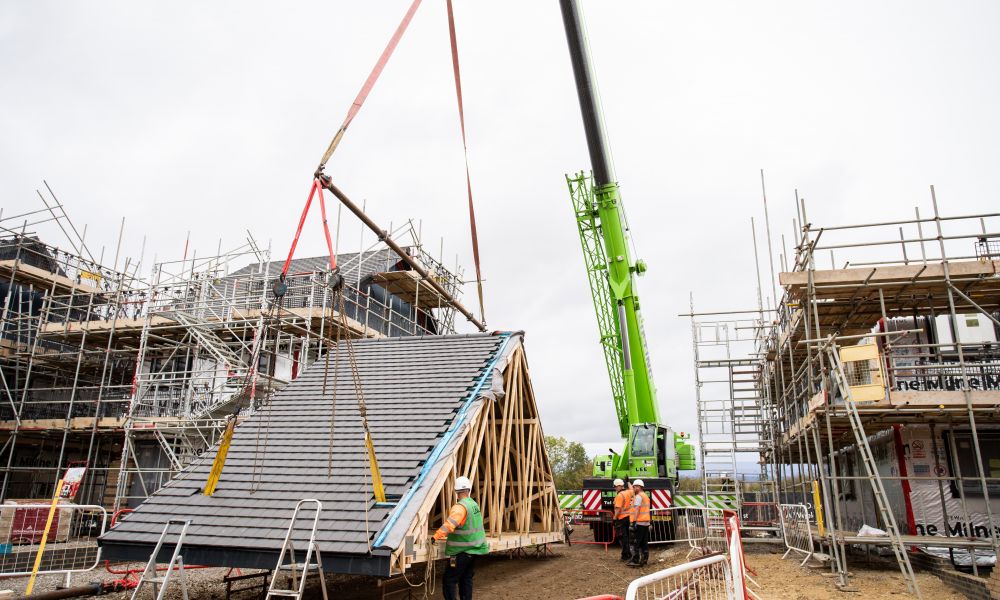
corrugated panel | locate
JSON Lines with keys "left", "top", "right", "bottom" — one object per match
{"left": 100, "top": 333, "right": 505, "bottom": 564}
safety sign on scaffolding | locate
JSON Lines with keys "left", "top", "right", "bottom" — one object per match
{"left": 59, "top": 464, "right": 88, "bottom": 501}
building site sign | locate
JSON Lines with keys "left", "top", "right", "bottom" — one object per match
{"left": 902, "top": 427, "right": 1000, "bottom": 540}
{"left": 59, "top": 466, "right": 87, "bottom": 501}
{"left": 894, "top": 371, "right": 1000, "bottom": 392}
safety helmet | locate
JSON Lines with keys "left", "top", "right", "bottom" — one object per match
{"left": 633, "top": 479, "right": 645, "bottom": 488}
{"left": 613, "top": 478, "right": 625, "bottom": 487}
{"left": 455, "top": 476, "right": 473, "bottom": 491}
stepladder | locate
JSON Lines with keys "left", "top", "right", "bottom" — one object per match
{"left": 266, "top": 499, "right": 329, "bottom": 600}
{"left": 131, "top": 519, "right": 191, "bottom": 600}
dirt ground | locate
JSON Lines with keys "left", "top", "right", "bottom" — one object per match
{"left": 0, "top": 534, "right": 971, "bottom": 599}
{"left": 465, "top": 537, "right": 967, "bottom": 600}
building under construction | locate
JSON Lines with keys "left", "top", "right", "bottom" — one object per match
{"left": 0, "top": 188, "right": 564, "bottom": 593}
{"left": 0, "top": 197, "right": 465, "bottom": 512}
{"left": 690, "top": 189, "right": 1000, "bottom": 596}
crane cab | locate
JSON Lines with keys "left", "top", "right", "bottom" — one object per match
{"left": 626, "top": 423, "right": 675, "bottom": 481}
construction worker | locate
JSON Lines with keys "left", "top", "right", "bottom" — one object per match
{"left": 612, "top": 478, "right": 634, "bottom": 562}
{"left": 432, "top": 475, "right": 488, "bottom": 600}
{"left": 626, "top": 479, "right": 651, "bottom": 567}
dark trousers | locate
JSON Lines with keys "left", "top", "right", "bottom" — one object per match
{"left": 614, "top": 518, "right": 631, "bottom": 559}
{"left": 443, "top": 552, "right": 476, "bottom": 600}
{"left": 630, "top": 524, "right": 650, "bottom": 564}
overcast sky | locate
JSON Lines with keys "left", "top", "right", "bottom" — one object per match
{"left": 3, "top": 1, "right": 999, "bottom": 464}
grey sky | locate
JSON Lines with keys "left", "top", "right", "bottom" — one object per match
{"left": 3, "top": 1, "right": 999, "bottom": 461}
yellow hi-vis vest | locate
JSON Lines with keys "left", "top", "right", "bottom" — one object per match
{"left": 445, "top": 497, "right": 489, "bottom": 556}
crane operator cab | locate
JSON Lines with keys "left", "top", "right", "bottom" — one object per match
{"left": 592, "top": 424, "right": 694, "bottom": 483}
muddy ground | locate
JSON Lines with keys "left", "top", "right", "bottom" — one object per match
{"left": 2, "top": 533, "right": 971, "bottom": 599}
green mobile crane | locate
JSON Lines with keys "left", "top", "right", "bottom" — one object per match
{"left": 559, "top": 0, "right": 696, "bottom": 538}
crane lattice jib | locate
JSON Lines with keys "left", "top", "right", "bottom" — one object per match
{"left": 568, "top": 172, "right": 628, "bottom": 438}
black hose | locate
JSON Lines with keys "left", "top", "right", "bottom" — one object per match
{"left": 15, "top": 582, "right": 102, "bottom": 600}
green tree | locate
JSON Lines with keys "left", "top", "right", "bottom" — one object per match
{"left": 676, "top": 476, "right": 702, "bottom": 492}
{"left": 545, "top": 435, "right": 591, "bottom": 490}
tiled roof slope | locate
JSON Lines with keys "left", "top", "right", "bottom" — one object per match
{"left": 228, "top": 248, "right": 399, "bottom": 289}
{"left": 100, "top": 333, "right": 513, "bottom": 575}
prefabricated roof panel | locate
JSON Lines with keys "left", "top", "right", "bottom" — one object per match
{"left": 99, "top": 333, "right": 511, "bottom": 575}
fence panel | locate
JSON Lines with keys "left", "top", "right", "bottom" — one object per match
{"left": 778, "top": 503, "right": 814, "bottom": 565}
{"left": 625, "top": 554, "right": 734, "bottom": 600}
{"left": 648, "top": 507, "right": 707, "bottom": 546}
{"left": 741, "top": 501, "right": 780, "bottom": 531}
{"left": 646, "top": 507, "right": 729, "bottom": 558}
{"left": 562, "top": 509, "right": 616, "bottom": 551}
{"left": 0, "top": 504, "right": 107, "bottom": 576}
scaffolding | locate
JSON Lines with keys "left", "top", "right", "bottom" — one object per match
{"left": 689, "top": 306, "right": 773, "bottom": 508}
{"left": 692, "top": 186, "right": 1000, "bottom": 592}
{"left": 0, "top": 194, "right": 468, "bottom": 512}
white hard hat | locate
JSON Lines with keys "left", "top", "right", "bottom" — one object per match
{"left": 613, "top": 478, "right": 625, "bottom": 487}
{"left": 455, "top": 476, "right": 473, "bottom": 491}
{"left": 633, "top": 479, "right": 645, "bottom": 488}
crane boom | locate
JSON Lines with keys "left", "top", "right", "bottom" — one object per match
{"left": 560, "top": 3, "right": 695, "bottom": 526}
{"left": 560, "top": 0, "right": 660, "bottom": 436}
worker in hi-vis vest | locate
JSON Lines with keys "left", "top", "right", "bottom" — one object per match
{"left": 612, "top": 478, "right": 634, "bottom": 562}
{"left": 432, "top": 475, "right": 489, "bottom": 600}
{"left": 627, "top": 479, "right": 651, "bottom": 567}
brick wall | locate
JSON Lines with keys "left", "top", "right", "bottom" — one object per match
{"left": 910, "top": 550, "right": 994, "bottom": 600}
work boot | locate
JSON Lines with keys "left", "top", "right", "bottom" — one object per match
{"left": 639, "top": 554, "right": 648, "bottom": 567}
{"left": 625, "top": 559, "right": 640, "bottom": 568}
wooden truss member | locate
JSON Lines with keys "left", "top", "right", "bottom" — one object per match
{"left": 395, "top": 342, "right": 562, "bottom": 574}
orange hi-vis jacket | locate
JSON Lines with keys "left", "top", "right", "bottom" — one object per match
{"left": 613, "top": 488, "right": 634, "bottom": 521}
{"left": 630, "top": 490, "right": 651, "bottom": 524}
{"left": 433, "top": 502, "right": 468, "bottom": 541}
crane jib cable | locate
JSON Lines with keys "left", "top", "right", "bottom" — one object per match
{"left": 446, "top": 0, "right": 486, "bottom": 325}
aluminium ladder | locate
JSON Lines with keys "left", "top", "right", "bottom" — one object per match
{"left": 130, "top": 519, "right": 191, "bottom": 600}
{"left": 265, "top": 499, "right": 329, "bottom": 600}
{"left": 827, "top": 342, "right": 922, "bottom": 599}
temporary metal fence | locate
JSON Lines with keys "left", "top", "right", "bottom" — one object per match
{"left": 778, "top": 503, "right": 814, "bottom": 565}
{"left": 740, "top": 501, "right": 780, "bottom": 531}
{"left": 562, "top": 508, "right": 616, "bottom": 551}
{"left": 624, "top": 554, "right": 735, "bottom": 600}
{"left": 647, "top": 507, "right": 728, "bottom": 557}
{"left": 0, "top": 503, "right": 107, "bottom": 576}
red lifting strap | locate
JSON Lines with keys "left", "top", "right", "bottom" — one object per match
{"left": 281, "top": 179, "right": 337, "bottom": 280}
{"left": 446, "top": 0, "right": 486, "bottom": 324}
{"left": 319, "top": 0, "right": 424, "bottom": 168}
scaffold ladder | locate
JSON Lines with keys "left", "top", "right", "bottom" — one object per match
{"left": 266, "top": 499, "right": 329, "bottom": 600}
{"left": 827, "top": 343, "right": 922, "bottom": 599}
{"left": 130, "top": 519, "right": 191, "bottom": 600}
